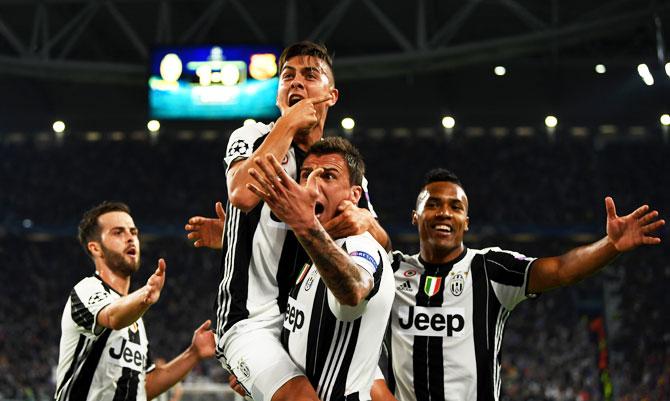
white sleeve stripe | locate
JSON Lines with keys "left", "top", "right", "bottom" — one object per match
{"left": 487, "top": 259, "right": 525, "bottom": 276}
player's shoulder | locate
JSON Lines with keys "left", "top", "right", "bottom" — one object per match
{"left": 390, "top": 250, "right": 421, "bottom": 271}
{"left": 73, "top": 274, "right": 106, "bottom": 292}
{"left": 228, "top": 121, "right": 273, "bottom": 142}
{"left": 478, "top": 246, "right": 532, "bottom": 260}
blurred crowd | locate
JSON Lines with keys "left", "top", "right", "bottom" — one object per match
{"left": 0, "top": 132, "right": 667, "bottom": 400}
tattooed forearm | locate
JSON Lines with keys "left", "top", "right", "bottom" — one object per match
{"left": 296, "top": 224, "right": 372, "bottom": 306}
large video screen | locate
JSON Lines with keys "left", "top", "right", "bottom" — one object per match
{"left": 149, "top": 45, "right": 281, "bottom": 120}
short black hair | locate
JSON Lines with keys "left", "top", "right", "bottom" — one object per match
{"left": 278, "top": 41, "right": 335, "bottom": 83}
{"left": 423, "top": 168, "right": 463, "bottom": 188}
{"left": 78, "top": 201, "right": 131, "bottom": 257}
{"left": 307, "top": 137, "right": 365, "bottom": 186}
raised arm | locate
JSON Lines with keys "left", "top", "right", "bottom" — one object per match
{"left": 227, "top": 95, "right": 331, "bottom": 212}
{"left": 97, "top": 259, "right": 166, "bottom": 330}
{"left": 246, "top": 154, "right": 373, "bottom": 306}
{"left": 528, "top": 197, "right": 664, "bottom": 293}
{"left": 145, "top": 320, "right": 215, "bottom": 400}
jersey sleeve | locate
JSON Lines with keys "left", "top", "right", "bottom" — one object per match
{"left": 222, "top": 123, "right": 271, "bottom": 170}
{"left": 327, "top": 233, "right": 389, "bottom": 321}
{"left": 483, "top": 247, "right": 538, "bottom": 310}
{"left": 70, "top": 277, "right": 113, "bottom": 336}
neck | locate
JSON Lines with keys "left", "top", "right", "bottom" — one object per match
{"left": 420, "top": 243, "right": 465, "bottom": 265}
{"left": 95, "top": 262, "right": 131, "bottom": 295}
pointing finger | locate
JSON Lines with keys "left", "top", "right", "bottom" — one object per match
{"left": 605, "top": 197, "right": 617, "bottom": 219}
{"left": 309, "top": 93, "right": 332, "bottom": 105}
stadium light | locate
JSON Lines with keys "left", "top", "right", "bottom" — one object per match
{"left": 244, "top": 119, "right": 256, "bottom": 126}
{"left": 544, "top": 115, "right": 558, "bottom": 128}
{"left": 341, "top": 117, "right": 355, "bottom": 130}
{"left": 147, "top": 120, "right": 161, "bottom": 132}
{"left": 494, "top": 66, "right": 506, "bottom": 76}
{"left": 665, "top": 62, "right": 670, "bottom": 78}
{"left": 52, "top": 120, "right": 66, "bottom": 133}
{"left": 441, "top": 116, "right": 456, "bottom": 129}
{"left": 595, "top": 64, "right": 606, "bottom": 74}
{"left": 637, "top": 64, "right": 654, "bottom": 86}
{"left": 661, "top": 114, "right": 670, "bottom": 126}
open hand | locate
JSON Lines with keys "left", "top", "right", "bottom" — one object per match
{"left": 143, "top": 258, "right": 166, "bottom": 305}
{"left": 606, "top": 197, "right": 664, "bottom": 252}
{"left": 185, "top": 202, "right": 226, "bottom": 249}
{"left": 190, "top": 320, "right": 216, "bottom": 360}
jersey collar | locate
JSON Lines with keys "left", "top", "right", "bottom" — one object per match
{"left": 418, "top": 247, "right": 468, "bottom": 275}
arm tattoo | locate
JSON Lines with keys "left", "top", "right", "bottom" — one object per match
{"left": 296, "top": 224, "right": 371, "bottom": 305}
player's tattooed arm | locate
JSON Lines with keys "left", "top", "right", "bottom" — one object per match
{"left": 245, "top": 153, "right": 372, "bottom": 306}
{"left": 297, "top": 223, "right": 373, "bottom": 306}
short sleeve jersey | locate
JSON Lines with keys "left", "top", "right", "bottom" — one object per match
{"left": 55, "top": 275, "right": 154, "bottom": 401}
{"left": 388, "top": 247, "right": 536, "bottom": 401}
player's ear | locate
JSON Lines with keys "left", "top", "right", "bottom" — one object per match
{"left": 88, "top": 241, "right": 102, "bottom": 258}
{"left": 411, "top": 210, "right": 418, "bottom": 226}
{"left": 350, "top": 185, "right": 362, "bottom": 204}
{"left": 328, "top": 88, "right": 339, "bottom": 106}
{"left": 464, "top": 216, "right": 470, "bottom": 232}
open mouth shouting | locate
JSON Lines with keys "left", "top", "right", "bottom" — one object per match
{"left": 315, "top": 202, "right": 325, "bottom": 219}
{"left": 288, "top": 94, "right": 304, "bottom": 107}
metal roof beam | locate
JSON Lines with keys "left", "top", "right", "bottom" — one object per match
{"left": 497, "top": 0, "right": 547, "bottom": 30}
{"left": 307, "top": 0, "right": 353, "bottom": 43}
{"left": 428, "top": 0, "right": 482, "bottom": 48}
{"left": 105, "top": 0, "right": 148, "bottom": 60}
{"left": 362, "top": 0, "right": 413, "bottom": 51}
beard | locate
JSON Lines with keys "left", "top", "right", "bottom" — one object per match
{"left": 100, "top": 243, "right": 140, "bottom": 276}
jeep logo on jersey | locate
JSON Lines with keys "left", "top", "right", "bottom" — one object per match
{"left": 450, "top": 273, "right": 465, "bottom": 296}
{"left": 284, "top": 298, "right": 306, "bottom": 333}
{"left": 107, "top": 338, "right": 145, "bottom": 371}
{"left": 396, "top": 306, "right": 465, "bottom": 337}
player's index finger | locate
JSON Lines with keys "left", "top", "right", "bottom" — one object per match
{"left": 309, "top": 94, "right": 332, "bottom": 104}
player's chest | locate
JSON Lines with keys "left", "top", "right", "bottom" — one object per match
{"left": 393, "top": 269, "right": 473, "bottom": 338}
{"left": 104, "top": 320, "right": 149, "bottom": 372}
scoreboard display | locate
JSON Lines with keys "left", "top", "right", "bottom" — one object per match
{"left": 149, "top": 45, "right": 281, "bottom": 120}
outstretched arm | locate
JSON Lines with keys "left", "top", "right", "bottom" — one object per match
{"left": 247, "top": 154, "right": 373, "bottom": 306}
{"left": 145, "top": 320, "right": 216, "bottom": 400}
{"left": 185, "top": 202, "right": 226, "bottom": 249}
{"left": 528, "top": 197, "right": 664, "bottom": 293}
{"left": 97, "top": 259, "right": 166, "bottom": 330}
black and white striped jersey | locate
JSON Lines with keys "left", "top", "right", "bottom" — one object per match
{"left": 55, "top": 274, "right": 154, "bottom": 401}
{"left": 280, "top": 232, "right": 395, "bottom": 401}
{"left": 216, "top": 122, "right": 376, "bottom": 351}
{"left": 388, "top": 248, "right": 537, "bottom": 401}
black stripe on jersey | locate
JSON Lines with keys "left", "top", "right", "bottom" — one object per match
{"left": 276, "top": 231, "right": 310, "bottom": 313}
{"left": 56, "top": 335, "right": 87, "bottom": 399}
{"left": 391, "top": 251, "right": 403, "bottom": 273}
{"left": 412, "top": 263, "right": 447, "bottom": 401}
{"left": 327, "top": 319, "right": 361, "bottom": 401}
{"left": 471, "top": 254, "right": 503, "bottom": 401}
{"left": 365, "top": 250, "right": 385, "bottom": 300}
{"left": 483, "top": 251, "right": 527, "bottom": 286}
{"left": 219, "top": 203, "right": 256, "bottom": 333}
{"left": 305, "top": 281, "right": 335, "bottom": 380}
{"left": 275, "top": 144, "right": 309, "bottom": 312}
{"left": 70, "top": 289, "right": 95, "bottom": 330}
{"left": 67, "top": 329, "right": 112, "bottom": 401}
{"left": 113, "top": 368, "right": 140, "bottom": 401}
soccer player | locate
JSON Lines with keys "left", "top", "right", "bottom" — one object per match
{"left": 375, "top": 169, "right": 665, "bottom": 401}
{"left": 54, "top": 202, "right": 215, "bottom": 401}
{"left": 246, "top": 137, "right": 395, "bottom": 401}
{"left": 214, "top": 41, "right": 389, "bottom": 401}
